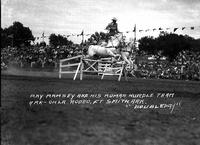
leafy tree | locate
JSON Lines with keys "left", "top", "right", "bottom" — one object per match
{"left": 190, "top": 38, "right": 200, "bottom": 52}
{"left": 138, "top": 36, "right": 157, "bottom": 55}
{"left": 87, "top": 31, "right": 108, "bottom": 44}
{"left": 1, "top": 27, "right": 9, "bottom": 48}
{"left": 1, "top": 21, "right": 34, "bottom": 47}
{"left": 40, "top": 41, "right": 46, "bottom": 47}
{"left": 138, "top": 32, "right": 194, "bottom": 61}
{"left": 49, "top": 34, "right": 73, "bottom": 47}
{"left": 156, "top": 33, "right": 193, "bottom": 61}
{"left": 49, "top": 34, "right": 58, "bottom": 47}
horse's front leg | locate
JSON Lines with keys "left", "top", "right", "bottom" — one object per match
{"left": 106, "top": 49, "right": 117, "bottom": 57}
{"left": 121, "top": 52, "right": 131, "bottom": 64}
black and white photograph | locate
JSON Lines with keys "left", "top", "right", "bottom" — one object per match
{"left": 1, "top": 0, "right": 200, "bottom": 145}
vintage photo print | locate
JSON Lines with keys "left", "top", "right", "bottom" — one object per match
{"left": 1, "top": 0, "right": 200, "bottom": 145}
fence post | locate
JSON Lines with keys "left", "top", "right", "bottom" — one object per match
{"left": 59, "top": 60, "right": 61, "bottom": 79}
{"left": 80, "top": 58, "right": 83, "bottom": 80}
{"left": 20, "top": 61, "right": 23, "bottom": 68}
{"left": 73, "top": 62, "right": 81, "bottom": 80}
{"left": 42, "top": 61, "right": 45, "bottom": 68}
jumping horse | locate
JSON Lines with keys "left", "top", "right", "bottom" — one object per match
{"left": 86, "top": 33, "right": 136, "bottom": 75}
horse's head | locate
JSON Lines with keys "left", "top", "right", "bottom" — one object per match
{"left": 126, "top": 38, "right": 136, "bottom": 51}
{"left": 107, "top": 33, "right": 124, "bottom": 47}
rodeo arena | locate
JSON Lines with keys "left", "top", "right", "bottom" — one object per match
{"left": 1, "top": 19, "right": 200, "bottom": 145}
{"left": 2, "top": 28, "right": 200, "bottom": 81}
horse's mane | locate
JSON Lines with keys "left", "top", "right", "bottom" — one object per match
{"left": 107, "top": 33, "right": 123, "bottom": 47}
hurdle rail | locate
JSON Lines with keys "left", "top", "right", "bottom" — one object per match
{"left": 98, "top": 58, "right": 112, "bottom": 75}
{"left": 59, "top": 55, "right": 82, "bottom": 80}
{"left": 101, "top": 61, "right": 125, "bottom": 81}
{"left": 59, "top": 55, "right": 126, "bottom": 81}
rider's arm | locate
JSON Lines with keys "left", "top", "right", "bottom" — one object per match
{"left": 106, "top": 23, "right": 111, "bottom": 30}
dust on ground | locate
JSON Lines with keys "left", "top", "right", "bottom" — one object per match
{"left": 1, "top": 75, "right": 200, "bottom": 145}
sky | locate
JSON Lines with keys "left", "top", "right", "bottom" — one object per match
{"left": 1, "top": 0, "right": 200, "bottom": 44}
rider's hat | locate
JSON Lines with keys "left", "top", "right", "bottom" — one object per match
{"left": 112, "top": 17, "right": 117, "bottom": 21}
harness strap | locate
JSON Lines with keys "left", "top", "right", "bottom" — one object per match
{"left": 121, "top": 50, "right": 131, "bottom": 53}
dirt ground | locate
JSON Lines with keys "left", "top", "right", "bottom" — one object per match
{"left": 1, "top": 73, "right": 200, "bottom": 145}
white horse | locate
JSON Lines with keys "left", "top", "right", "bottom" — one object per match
{"left": 87, "top": 33, "right": 123, "bottom": 58}
{"left": 120, "top": 40, "right": 137, "bottom": 71}
{"left": 86, "top": 34, "right": 137, "bottom": 75}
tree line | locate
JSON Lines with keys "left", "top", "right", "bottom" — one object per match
{"left": 1, "top": 21, "right": 74, "bottom": 48}
{"left": 1, "top": 22, "right": 34, "bottom": 47}
{"left": 1, "top": 21, "right": 200, "bottom": 61}
{"left": 138, "top": 32, "right": 200, "bottom": 61}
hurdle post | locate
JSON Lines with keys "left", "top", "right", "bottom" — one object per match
{"left": 123, "top": 63, "right": 128, "bottom": 81}
{"left": 59, "top": 60, "right": 61, "bottom": 79}
{"left": 73, "top": 62, "right": 81, "bottom": 80}
{"left": 80, "top": 57, "right": 83, "bottom": 80}
{"left": 59, "top": 55, "right": 82, "bottom": 79}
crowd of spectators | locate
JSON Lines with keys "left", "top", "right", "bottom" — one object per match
{"left": 1, "top": 45, "right": 82, "bottom": 69}
{"left": 1, "top": 45, "right": 200, "bottom": 81}
{"left": 136, "top": 50, "right": 200, "bottom": 81}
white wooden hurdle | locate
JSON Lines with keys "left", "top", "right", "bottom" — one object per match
{"left": 98, "top": 58, "right": 112, "bottom": 75}
{"left": 101, "top": 61, "right": 125, "bottom": 81}
{"left": 59, "top": 55, "right": 82, "bottom": 80}
{"left": 59, "top": 55, "right": 126, "bottom": 81}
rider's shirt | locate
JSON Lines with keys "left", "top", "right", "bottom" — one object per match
{"left": 106, "top": 22, "right": 119, "bottom": 36}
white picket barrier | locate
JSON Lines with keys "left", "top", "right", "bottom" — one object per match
{"left": 98, "top": 58, "right": 112, "bottom": 75}
{"left": 59, "top": 55, "right": 82, "bottom": 80}
{"left": 59, "top": 55, "right": 126, "bottom": 81}
{"left": 100, "top": 61, "right": 125, "bottom": 81}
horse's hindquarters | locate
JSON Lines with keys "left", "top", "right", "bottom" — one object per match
{"left": 88, "top": 45, "right": 115, "bottom": 57}
{"left": 88, "top": 45, "right": 96, "bottom": 57}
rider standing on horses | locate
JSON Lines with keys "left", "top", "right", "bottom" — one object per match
{"left": 105, "top": 17, "right": 125, "bottom": 48}
{"left": 105, "top": 17, "right": 119, "bottom": 39}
